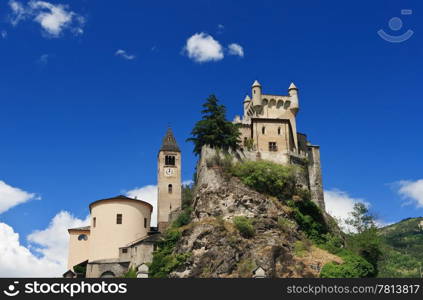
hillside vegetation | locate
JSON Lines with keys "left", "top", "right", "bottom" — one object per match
{"left": 377, "top": 217, "right": 423, "bottom": 277}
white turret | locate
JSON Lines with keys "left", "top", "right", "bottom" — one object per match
{"left": 251, "top": 80, "right": 262, "bottom": 114}
{"left": 243, "top": 95, "right": 251, "bottom": 116}
{"left": 288, "top": 82, "right": 299, "bottom": 114}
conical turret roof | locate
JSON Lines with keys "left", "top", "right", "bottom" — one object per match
{"left": 252, "top": 80, "right": 261, "bottom": 87}
{"left": 288, "top": 82, "right": 298, "bottom": 90}
{"left": 160, "top": 127, "right": 180, "bottom": 152}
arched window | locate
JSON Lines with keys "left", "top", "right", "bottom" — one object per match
{"left": 78, "top": 234, "right": 88, "bottom": 241}
{"left": 100, "top": 271, "right": 115, "bottom": 278}
{"left": 168, "top": 184, "right": 173, "bottom": 194}
{"left": 165, "top": 155, "right": 175, "bottom": 166}
{"left": 262, "top": 127, "right": 266, "bottom": 135}
{"left": 278, "top": 127, "right": 281, "bottom": 135}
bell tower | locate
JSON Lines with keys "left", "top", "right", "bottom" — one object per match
{"left": 157, "top": 127, "right": 181, "bottom": 232}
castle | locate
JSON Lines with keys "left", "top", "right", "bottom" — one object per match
{"left": 64, "top": 81, "right": 324, "bottom": 278}
{"left": 233, "top": 81, "right": 324, "bottom": 209}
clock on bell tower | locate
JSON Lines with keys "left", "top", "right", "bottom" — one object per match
{"left": 157, "top": 127, "right": 181, "bottom": 232}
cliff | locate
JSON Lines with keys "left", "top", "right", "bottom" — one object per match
{"left": 164, "top": 147, "right": 342, "bottom": 278}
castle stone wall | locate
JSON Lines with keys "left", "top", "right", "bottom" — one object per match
{"left": 307, "top": 145, "right": 325, "bottom": 210}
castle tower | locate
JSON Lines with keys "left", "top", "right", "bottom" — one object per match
{"left": 243, "top": 95, "right": 251, "bottom": 116}
{"left": 251, "top": 80, "right": 262, "bottom": 113}
{"left": 157, "top": 128, "right": 181, "bottom": 232}
{"left": 288, "top": 82, "right": 299, "bottom": 115}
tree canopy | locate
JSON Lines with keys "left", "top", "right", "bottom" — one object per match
{"left": 345, "top": 203, "right": 376, "bottom": 233}
{"left": 187, "top": 95, "right": 240, "bottom": 155}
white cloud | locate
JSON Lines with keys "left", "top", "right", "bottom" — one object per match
{"left": 27, "top": 211, "right": 89, "bottom": 266}
{"left": 183, "top": 32, "right": 224, "bottom": 63}
{"left": 324, "top": 189, "right": 370, "bottom": 232}
{"left": 9, "top": 0, "right": 26, "bottom": 26}
{"left": 227, "top": 43, "right": 244, "bottom": 57}
{"left": 0, "top": 211, "right": 89, "bottom": 277}
{"left": 1, "top": 30, "right": 8, "bottom": 39}
{"left": 0, "top": 180, "right": 39, "bottom": 214}
{"left": 397, "top": 179, "right": 423, "bottom": 208}
{"left": 8, "top": 0, "right": 85, "bottom": 38}
{"left": 126, "top": 185, "right": 158, "bottom": 226}
{"left": 37, "top": 53, "right": 49, "bottom": 64}
{"left": 115, "top": 49, "right": 136, "bottom": 60}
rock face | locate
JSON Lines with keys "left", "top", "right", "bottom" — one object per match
{"left": 170, "top": 162, "right": 341, "bottom": 278}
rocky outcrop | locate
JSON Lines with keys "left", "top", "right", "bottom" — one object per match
{"left": 169, "top": 161, "right": 341, "bottom": 278}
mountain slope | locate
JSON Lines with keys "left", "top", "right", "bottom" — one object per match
{"left": 378, "top": 217, "right": 423, "bottom": 277}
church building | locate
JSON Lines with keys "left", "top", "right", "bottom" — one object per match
{"left": 65, "top": 128, "right": 182, "bottom": 278}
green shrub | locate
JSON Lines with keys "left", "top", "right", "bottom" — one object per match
{"left": 346, "top": 227, "right": 382, "bottom": 274}
{"left": 233, "top": 216, "right": 255, "bottom": 238}
{"left": 319, "top": 233, "right": 344, "bottom": 254}
{"left": 73, "top": 265, "right": 86, "bottom": 276}
{"left": 172, "top": 207, "right": 193, "bottom": 228}
{"left": 287, "top": 197, "right": 329, "bottom": 243}
{"left": 231, "top": 161, "right": 297, "bottom": 200}
{"left": 149, "top": 229, "right": 190, "bottom": 278}
{"left": 123, "top": 266, "right": 137, "bottom": 278}
{"left": 148, "top": 251, "right": 190, "bottom": 278}
{"left": 320, "top": 251, "right": 374, "bottom": 278}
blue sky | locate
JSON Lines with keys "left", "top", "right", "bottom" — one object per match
{"left": 0, "top": 0, "right": 422, "bottom": 276}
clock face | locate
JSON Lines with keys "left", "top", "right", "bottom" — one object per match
{"left": 164, "top": 167, "right": 175, "bottom": 177}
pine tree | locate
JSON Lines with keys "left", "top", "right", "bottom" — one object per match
{"left": 187, "top": 95, "right": 240, "bottom": 155}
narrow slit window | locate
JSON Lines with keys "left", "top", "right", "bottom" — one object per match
{"left": 262, "top": 127, "right": 266, "bottom": 135}
{"left": 144, "top": 218, "right": 147, "bottom": 228}
{"left": 168, "top": 184, "right": 173, "bottom": 194}
{"left": 116, "top": 214, "right": 122, "bottom": 224}
{"left": 278, "top": 127, "right": 281, "bottom": 135}
{"left": 93, "top": 217, "right": 96, "bottom": 228}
